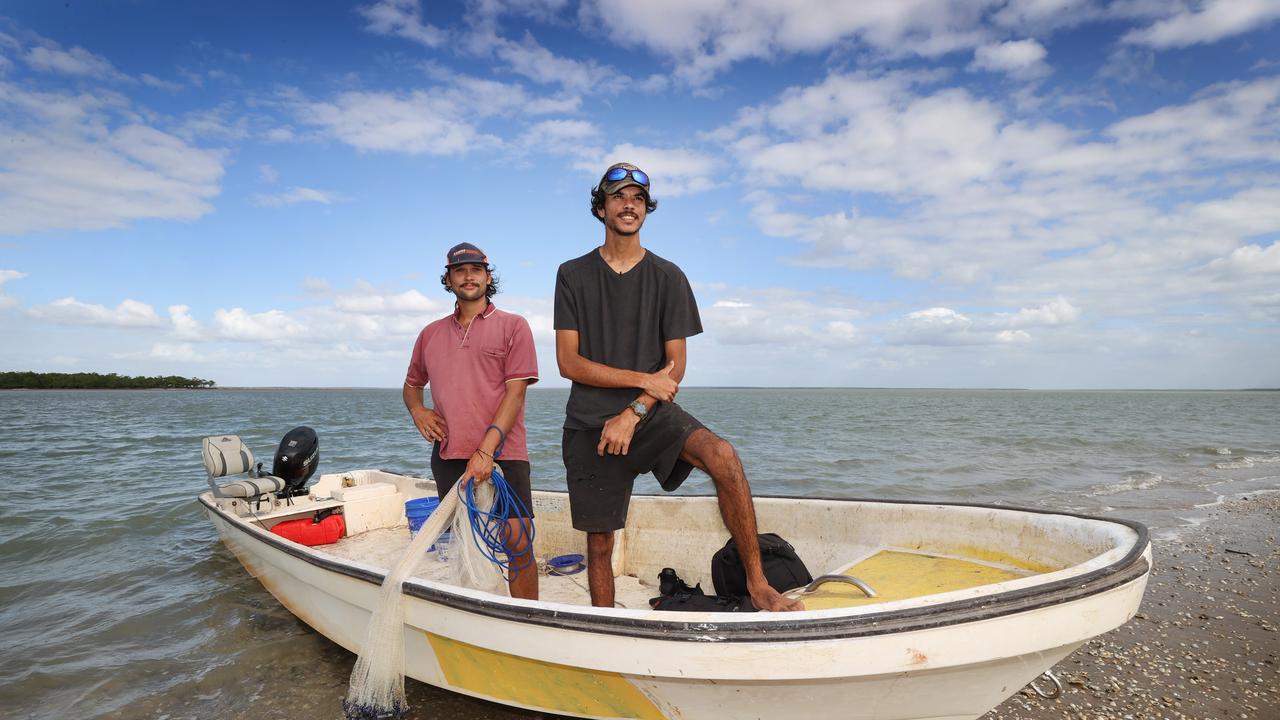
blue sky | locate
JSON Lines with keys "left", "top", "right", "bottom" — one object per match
{"left": 1, "top": 1, "right": 1278, "bottom": 389}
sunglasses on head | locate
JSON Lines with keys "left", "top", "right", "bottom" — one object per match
{"left": 603, "top": 166, "right": 649, "bottom": 187}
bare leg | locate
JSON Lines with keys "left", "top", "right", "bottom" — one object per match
{"left": 680, "top": 429, "right": 804, "bottom": 612}
{"left": 586, "top": 530, "right": 616, "bottom": 608}
{"left": 505, "top": 517, "right": 538, "bottom": 600}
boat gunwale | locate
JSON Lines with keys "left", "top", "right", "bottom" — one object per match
{"left": 201, "top": 490, "right": 1150, "bottom": 642}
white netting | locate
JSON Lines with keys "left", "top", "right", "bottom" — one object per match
{"left": 448, "top": 477, "right": 508, "bottom": 594}
{"left": 343, "top": 484, "right": 459, "bottom": 720}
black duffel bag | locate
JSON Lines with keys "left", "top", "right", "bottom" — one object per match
{"left": 711, "top": 532, "right": 812, "bottom": 597}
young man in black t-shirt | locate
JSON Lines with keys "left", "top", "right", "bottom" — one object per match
{"left": 553, "top": 162, "right": 804, "bottom": 613}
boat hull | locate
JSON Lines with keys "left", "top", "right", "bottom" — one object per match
{"left": 203, "top": 486, "right": 1150, "bottom": 720}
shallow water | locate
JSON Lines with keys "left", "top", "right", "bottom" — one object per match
{"left": 1, "top": 387, "right": 1277, "bottom": 719}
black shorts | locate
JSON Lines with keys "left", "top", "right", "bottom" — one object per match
{"left": 562, "top": 401, "right": 706, "bottom": 533}
{"left": 431, "top": 442, "right": 534, "bottom": 518}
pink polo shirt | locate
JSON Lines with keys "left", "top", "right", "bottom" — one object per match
{"left": 405, "top": 304, "right": 539, "bottom": 461}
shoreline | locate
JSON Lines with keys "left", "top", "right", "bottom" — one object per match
{"left": 984, "top": 493, "right": 1280, "bottom": 719}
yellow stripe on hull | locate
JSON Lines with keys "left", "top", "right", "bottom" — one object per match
{"left": 427, "top": 632, "right": 667, "bottom": 719}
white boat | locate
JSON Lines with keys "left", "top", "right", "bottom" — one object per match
{"left": 199, "top": 433, "right": 1151, "bottom": 720}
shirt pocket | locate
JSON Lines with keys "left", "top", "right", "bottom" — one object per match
{"left": 480, "top": 346, "right": 509, "bottom": 368}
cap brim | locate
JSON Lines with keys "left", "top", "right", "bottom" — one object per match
{"left": 445, "top": 257, "right": 489, "bottom": 268}
{"left": 600, "top": 179, "right": 649, "bottom": 196}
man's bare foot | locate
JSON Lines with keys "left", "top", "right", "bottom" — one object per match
{"left": 750, "top": 586, "right": 805, "bottom": 612}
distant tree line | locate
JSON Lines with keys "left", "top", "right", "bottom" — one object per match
{"left": 0, "top": 372, "right": 217, "bottom": 389}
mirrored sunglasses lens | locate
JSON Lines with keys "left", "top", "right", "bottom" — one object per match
{"left": 605, "top": 167, "right": 629, "bottom": 181}
{"left": 631, "top": 169, "right": 649, "bottom": 186}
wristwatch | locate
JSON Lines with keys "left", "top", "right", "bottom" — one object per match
{"left": 628, "top": 400, "right": 649, "bottom": 419}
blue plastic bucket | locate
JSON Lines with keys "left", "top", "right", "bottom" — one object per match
{"left": 432, "top": 531, "right": 453, "bottom": 560}
{"left": 405, "top": 496, "right": 440, "bottom": 537}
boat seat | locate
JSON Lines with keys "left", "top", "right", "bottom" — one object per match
{"left": 202, "top": 434, "right": 287, "bottom": 499}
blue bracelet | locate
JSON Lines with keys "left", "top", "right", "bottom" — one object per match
{"left": 485, "top": 424, "right": 506, "bottom": 459}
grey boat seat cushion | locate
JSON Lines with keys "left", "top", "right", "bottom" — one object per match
{"left": 203, "top": 435, "right": 255, "bottom": 477}
{"left": 217, "top": 475, "right": 287, "bottom": 498}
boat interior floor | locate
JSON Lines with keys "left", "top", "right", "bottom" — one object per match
{"left": 322, "top": 527, "right": 1036, "bottom": 611}
{"left": 324, "top": 527, "right": 657, "bottom": 609}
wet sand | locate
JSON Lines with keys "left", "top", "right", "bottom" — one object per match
{"left": 985, "top": 493, "right": 1280, "bottom": 720}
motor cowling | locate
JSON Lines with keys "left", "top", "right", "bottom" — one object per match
{"left": 273, "top": 426, "right": 318, "bottom": 497}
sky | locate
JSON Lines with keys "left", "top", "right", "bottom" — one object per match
{"left": 1, "top": 1, "right": 1278, "bottom": 390}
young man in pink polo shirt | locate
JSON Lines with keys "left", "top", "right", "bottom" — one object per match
{"left": 403, "top": 242, "right": 540, "bottom": 600}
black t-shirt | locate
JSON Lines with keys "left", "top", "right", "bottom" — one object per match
{"left": 554, "top": 248, "right": 703, "bottom": 429}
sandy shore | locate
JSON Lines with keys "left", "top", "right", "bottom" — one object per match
{"left": 984, "top": 493, "right": 1280, "bottom": 720}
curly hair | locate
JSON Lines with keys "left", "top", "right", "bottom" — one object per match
{"left": 440, "top": 267, "right": 500, "bottom": 300}
{"left": 590, "top": 185, "right": 658, "bottom": 224}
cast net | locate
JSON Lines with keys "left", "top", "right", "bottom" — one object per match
{"left": 448, "top": 476, "right": 507, "bottom": 593}
{"left": 342, "top": 484, "right": 459, "bottom": 720}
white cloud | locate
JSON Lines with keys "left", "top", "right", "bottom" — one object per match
{"left": 213, "top": 308, "right": 307, "bottom": 342}
{"left": 264, "top": 126, "right": 296, "bottom": 142}
{"left": 17, "top": 33, "right": 183, "bottom": 88}
{"left": 890, "top": 306, "right": 1042, "bottom": 346}
{"left": 24, "top": 42, "right": 129, "bottom": 81}
{"left": 0, "top": 268, "right": 24, "bottom": 308}
{"left": 288, "top": 73, "right": 576, "bottom": 156}
{"left": 358, "top": 0, "right": 447, "bottom": 47}
{"left": 575, "top": 143, "right": 720, "bottom": 197}
{"left": 993, "top": 0, "right": 1093, "bottom": 29}
{"left": 28, "top": 297, "right": 163, "bottom": 327}
{"left": 252, "top": 187, "right": 336, "bottom": 207}
{"left": 296, "top": 89, "right": 488, "bottom": 155}
{"left": 149, "top": 342, "right": 198, "bottom": 361}
{"left": 491, "top": 32, "right": 615, "bottom": 93}
{"left": 0, "top": 82, "right": 226, "bottom": 234}
{"left": 723, "top": 72, "right": 1280, "bottom": 302}
{"left": 518, "top": 119, "right": 602, "bottom": 156}
{"left": 176, "top": 107, "right": 248, "bottom": 142}
{"left": 140, "top": 73, "right": 182, "bottom": 92}
{"left": 1201, "top": 242, "right": 1280, "bottom": 277}
{"left": 333, "top": 288, "right": 439, "bottom": 315}
{"left": 969, "top": 39, "right": 1050, "bottom": 78}
{"left": 995, "top": 329, "right": 1032, "bottom": 343}
{"left": 258, "top": 164, "right": 279, "bottom": 184}
{"left": 992, "top": 297, "right": 1082, "bottom": 327}
{"left": 583, "top": 0, "right": 998, "bottom": 84}
{"left": 1123, "top": 0, "right": 1280, "bottom": 49}
{"left": 205, "top": 285, "right": 445, "bottom": 350}
{"left": 169, "top": 305, "right": 201, "bottom": 340}
{"left": 363, "top": 1, "right": 614, "bottom": 99}
{"left": 700, "top": 287, "right": 868, "bottom": 348}
{"left": 726, "top": 72, "right": 1017, "bottom": 198}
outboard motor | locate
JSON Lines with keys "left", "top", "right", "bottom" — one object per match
{"left": 273, "top": 426, "right": 319, "bottom": 498}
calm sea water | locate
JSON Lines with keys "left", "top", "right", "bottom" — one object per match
{"left": 1, "top": 388, "right": 1277, "bottom": 719}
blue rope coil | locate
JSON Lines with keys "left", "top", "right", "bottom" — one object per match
{"left": 459, "top": 427, "right": 535, "bottom": 579}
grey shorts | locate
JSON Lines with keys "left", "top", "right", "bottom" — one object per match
{"left": 562, "top": 401, "right": 706, "bottom": 533}
{"left": 431, "top": 442, "right": 534, "bottom": 518}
